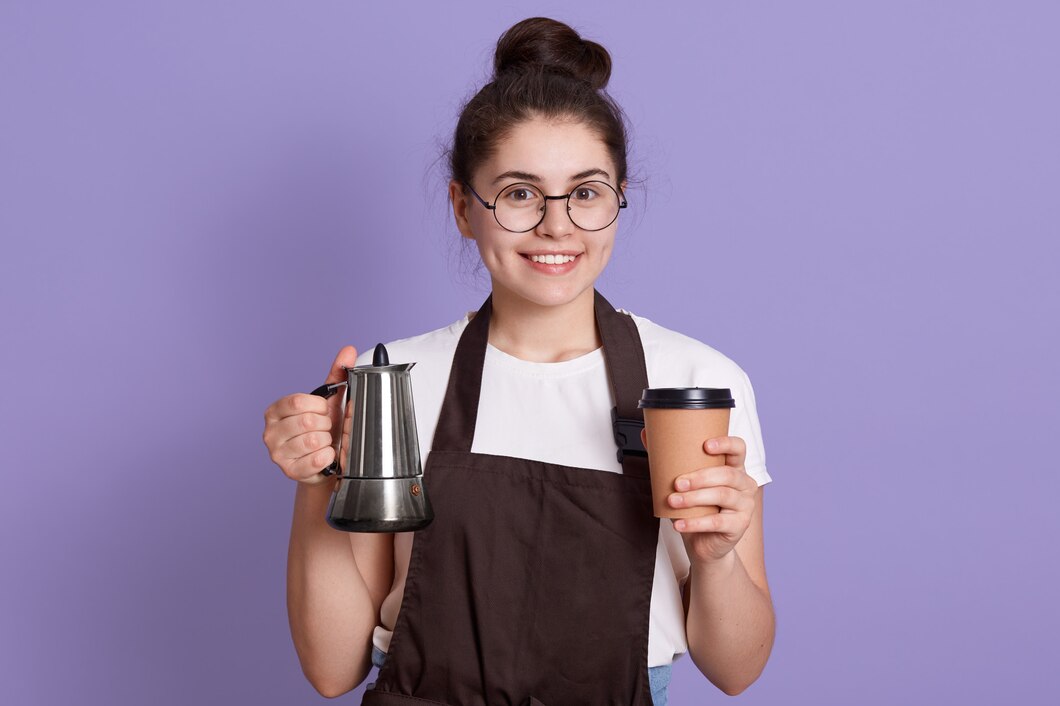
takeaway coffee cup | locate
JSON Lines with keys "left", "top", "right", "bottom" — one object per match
{"left": 638, "top": 388, "right": 736, "bottom": 519}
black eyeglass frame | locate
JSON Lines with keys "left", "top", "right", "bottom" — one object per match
{"left": 462, "top": 180, "right": 628, "bottom": 233}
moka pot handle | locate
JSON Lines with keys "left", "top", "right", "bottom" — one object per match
{"left": 309, "top": 379, "right": 349, "bottom": 477}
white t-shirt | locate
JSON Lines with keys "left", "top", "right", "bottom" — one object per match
{"left": 360, "top": 308, "right": 772, "bottom": 668}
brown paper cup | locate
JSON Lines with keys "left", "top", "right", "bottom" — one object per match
{"left": 639, "top": 388, "right": 735, "bottom": 519}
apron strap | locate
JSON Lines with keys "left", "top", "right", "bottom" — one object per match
{"left": 431, "top": 289, "right": 650, "bottom": 479}
{"left": 430, "top": 293, "right": 492, "bottom": 456}
{"left": 593, "top": 290, "right": 651, "bottom": 479}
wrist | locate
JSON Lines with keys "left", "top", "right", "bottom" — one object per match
{"left": 295, "top": 476, "right": 338, "bottom": 511}
{"left": 688, "top": 546, "right": 737, "bottom": 578}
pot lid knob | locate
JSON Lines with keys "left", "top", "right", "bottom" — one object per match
{"left": 372, "top": 343, "right": 390, "bottom": 367}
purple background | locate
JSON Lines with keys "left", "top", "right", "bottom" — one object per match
{"left": 2, "top": 1, "right": 1057, "bottom": 704}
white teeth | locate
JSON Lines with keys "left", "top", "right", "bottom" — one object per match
{"left": 529, "top": 254, "right": 576, "bottom": 264}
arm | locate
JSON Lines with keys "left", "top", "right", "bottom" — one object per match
{"left": 265, "top": 345, "right": 396, "bottom": 698}
{"left": 680, "top": 483, "right": 774, "bottom": 695}
{"left": 287, "top": 480, "right": 394, "bottom": 697}
{"left": 668, "top": 436, "right": 775, "bottom": 695}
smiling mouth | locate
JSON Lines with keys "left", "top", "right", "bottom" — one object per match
{"left": 521, "top": 253, "right": 580, "bottom": 264}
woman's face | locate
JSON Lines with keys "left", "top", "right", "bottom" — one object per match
{"left": 450, "top": 116, "right": 626, "bottom": 312}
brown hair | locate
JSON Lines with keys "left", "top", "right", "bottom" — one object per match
{"left": 450, "top": 17, "right": 630, "bottom": 191}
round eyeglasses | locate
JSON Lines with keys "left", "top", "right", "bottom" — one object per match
{"left": 463, "top": 180, "right": 628, "bottom": 233}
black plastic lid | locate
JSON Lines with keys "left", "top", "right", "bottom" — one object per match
{"left": 638, "top": 387, "right": 735, "bottom": 410}
{"left": 372, "top": 343, "right": 390, "bottom": 367}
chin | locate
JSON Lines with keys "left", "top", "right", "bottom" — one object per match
{"left": 499, "top": 279, "right": 597, "bottom": 310}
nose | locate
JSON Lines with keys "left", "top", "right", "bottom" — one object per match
{"left": 534, "top": 196, "right": 575, "bottom": 238}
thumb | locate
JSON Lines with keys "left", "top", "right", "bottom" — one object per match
{"left": 324, "top": 345, "right": 359, "bottom": 385}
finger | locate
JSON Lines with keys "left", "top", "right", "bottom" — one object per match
{"left": 267, "top": 393, "right": 330, "bottom": 422}
{"left": 672, "top": 511, "right": 736, "bottom": 534}
{"left": 673, "top": 465, "right": 746, "bottom": 492}
{"left": 320, "top": 345, "right": 360, "bottom": 427}
{"left": 265, "top": 410, "right": 334, "bottom": 449}
{"left": 264, "top": 346, "right": 359, "bottom": 423}
{"left": 668, "top": 485, "right": 747, "bottom": 512}
{"left": 704, "top": 435, "right": 747, "bottom": 466}
{"left": 268, "top": 425, "right": 333, "bottom": 471}
{"left": 276, "top": 429, "right": 335, "bottom": 462}
{"left": 283, "top": 445, "right": 338, "bottom": 482}
{"left": 325, "top": 345, "right": 359, "bottom": 385}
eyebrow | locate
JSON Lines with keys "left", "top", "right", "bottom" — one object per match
{"left": 492, "top": 168, "right": 611, "bottom": 184}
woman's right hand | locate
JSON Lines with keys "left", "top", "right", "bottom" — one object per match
{"left": 263, "top": 345, "right": 359, "bottom": 485}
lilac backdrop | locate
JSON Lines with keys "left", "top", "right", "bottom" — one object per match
{"left": 2, "top": 1, "right": 1057, "bottom": 704}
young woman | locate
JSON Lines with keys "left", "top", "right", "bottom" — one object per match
{"left": 263, "top": 17, "right": 775, "bottom": 705}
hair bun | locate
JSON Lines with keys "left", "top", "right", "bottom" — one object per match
{"left": 493, "top": 17, "right": 612, "bottom": 90}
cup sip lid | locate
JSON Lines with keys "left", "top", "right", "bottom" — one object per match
{"left": 637, "top": 387, "right": 735, "bottom": 410}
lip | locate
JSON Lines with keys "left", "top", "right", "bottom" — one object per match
{"left": 520, "top": 252, "right": 581, "bottom": 275}
{"left": 519, "top": 251, "right": 583, "bottom": 257}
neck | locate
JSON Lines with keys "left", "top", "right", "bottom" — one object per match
{"left": 484, "top": 286, "right": 601, "bottom": 363}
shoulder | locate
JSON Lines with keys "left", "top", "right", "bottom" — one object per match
{"left": 621, "top": 310, "right": 753, "bottom": 390}
{"left": 621, "top": 307, "right": 772, "bottom": 485}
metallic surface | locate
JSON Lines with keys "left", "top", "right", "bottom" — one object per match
{"left": 337, "top": 363, "right": 422, "bottom": 480}
{"left": 326, "top": 477, "right": 434, "bottom": 533}
{"left": 325, "top": 357, "right": 432, "bottom": 532}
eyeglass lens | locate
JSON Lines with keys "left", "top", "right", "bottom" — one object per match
{"left": 493, "top": 181, "right": 622, "bottom": 232}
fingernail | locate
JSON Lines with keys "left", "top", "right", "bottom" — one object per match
{"left": 675, "top": 478, "right": 690, "bottom": 491}
{"left": 707, "top": 439, "right": 718, "bottom": 451}
{"left": 670, "top": 493, "right": 684, "bottom": 506}
{"left": 674, "top": 520, "right": 686, "bottom": 531}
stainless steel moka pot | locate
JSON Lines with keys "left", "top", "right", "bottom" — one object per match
{"left": 310, "top": 343, "right": 433, "bottom": 533}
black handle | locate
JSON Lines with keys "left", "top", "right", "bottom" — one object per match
{"left": 310, "top": 382, "right": 345, "bottom": 399}
{"left": 310, "top": 382, "right": 347, "bottom": 476}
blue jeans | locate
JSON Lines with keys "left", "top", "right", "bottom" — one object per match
{"left": 367, "top": 646, "right": 671, "bottom": 705}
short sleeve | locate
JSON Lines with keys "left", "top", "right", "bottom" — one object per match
{"left": 629, "top": 312, "right": 773, "bottom": 488}
{"left": 729, "top": 369, "right": 771, "bottom": 486}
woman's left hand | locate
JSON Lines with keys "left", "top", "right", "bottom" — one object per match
{"left": 667, "top": 435, "right": 758, "bottom": 565}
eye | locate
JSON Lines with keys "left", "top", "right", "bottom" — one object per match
{"left": 501, "top": 184, "right": 541, "bottom": 204}
{"left": 572, "top": 185, "right": 599, "bottom": 201}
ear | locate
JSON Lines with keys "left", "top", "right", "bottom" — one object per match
{"left": 448, "top": 179, "right": 476, "bottom": 241}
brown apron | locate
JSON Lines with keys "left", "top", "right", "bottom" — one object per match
{"left": 362, "top": 289, "right": 660, "bottom": 706}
